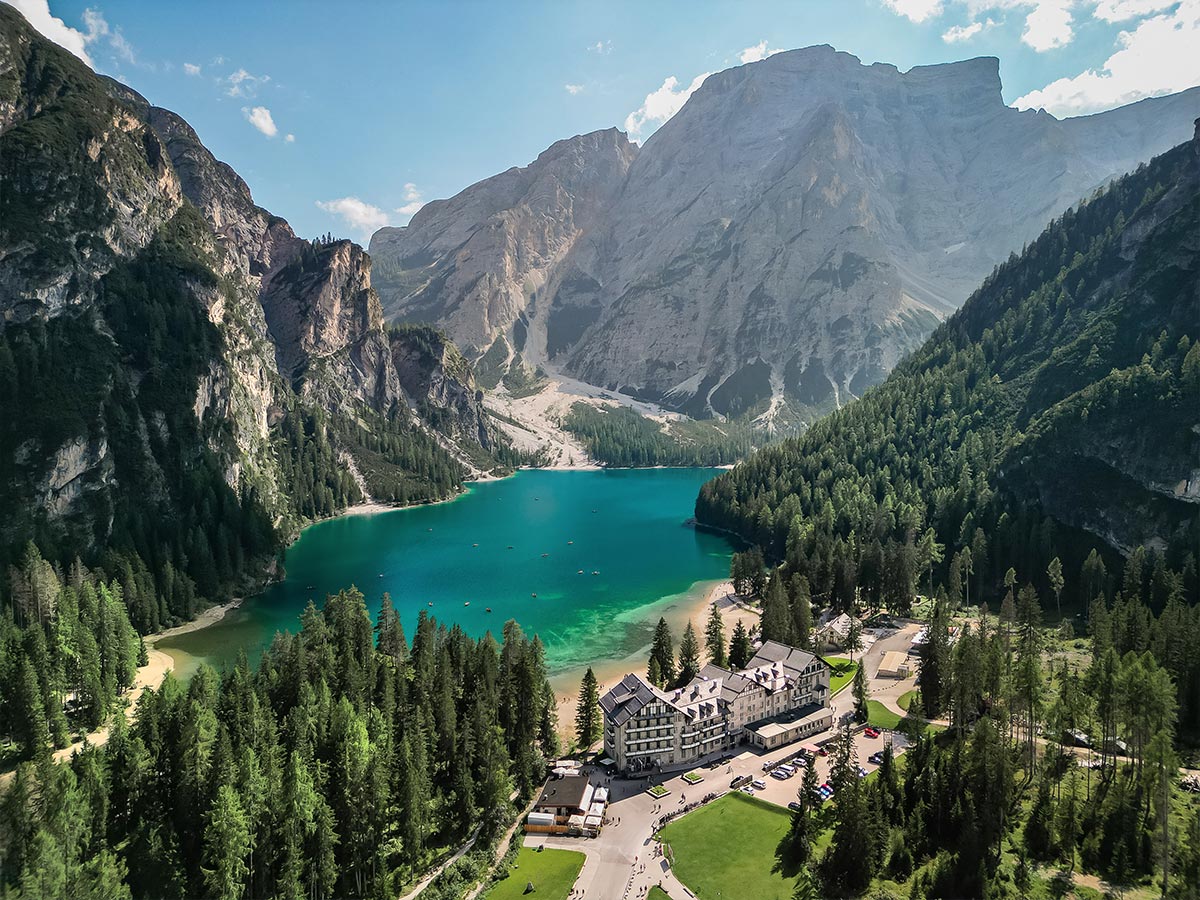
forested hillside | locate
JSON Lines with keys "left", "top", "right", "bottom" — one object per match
{"left": 0, "top": 5, "right": 510, "bottom": 640}
{"left": 0, "top": 586, "right": 561, "bottom": 899}
{"left": 698, "top": 126, "right": 1200, "bottom": 738}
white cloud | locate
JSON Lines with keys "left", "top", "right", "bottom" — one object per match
{"left": 943, "top": 20, "right": 985, "bottom": 40}
{"left": 1021, "top": 0, "right": 1073, "bottom": 51}
{"left": 394, "top": 183, "right": 424, "bottom": 219}
{"left": 1015, "top": 0, "right": 1200, "bottom": 114}
{"left": 587, "top": 40, "right": 612, "bottom": 54}
{"left": 242, "top": 106, "right": 278, "bottom": 138}
{"left": 881, "top": 1, "right": 1074, "bottom": 52}
{"left": 564, "top": 83, "right": 584, "bottom": 95}
{"left": 8, "top": 0, "right": 92, "bottom": 64}
{"left": 81, "top": 7, "right": 135, "bottom": 64}
{"left": 624, "top": 72, "right": 711, "bottom": 140}
{"left": 285, "top": 133, "right": 295, "bottom": 143}
{"left": 942, "top": 16, "right": 997, "bottom": 40}
{"left": 738, "top": 40, "right": 785, "bottom": 63}
{"left": 184, "top": 62, "right": 201, "bottom": 76}
{"left": 316, "top": 197, "right": 390, "bottom": 236}
{"left": 9, "top": 3, "right": 142, "bottom": 68}
{"left": 1093, "top": 0, "right": 1176, "bottom": 22}
{"left": 225, "top": 68, "right": 271, "bottom": 98}
{"left": 881, "top": 0, "right": 945, "bottom": 23}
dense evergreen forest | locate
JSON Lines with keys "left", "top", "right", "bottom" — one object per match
{"left": 0, "top": 8, "right": 501, "bottom": 652}
{"left": 697, "top": 132, "right": 1200, "bottom": 743}
{"left": 0, "top": 205, "right": 471, "bottom": 640}
{"left": 562, "top": 402, "right": 759, "bottom": 467}
{"left": 0, "top": 546, "right": 142, "bottom": 763}
{"left": 0, "top": 586, "right": 560, "bottom": 899}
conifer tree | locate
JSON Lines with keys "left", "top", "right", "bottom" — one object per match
{"left": 202, "top": 784, "right": 250, "bottom": 900}
{"left": 852, "top": 664, "right": 868, "bottom": 724}
{"left": 648, "top": 618, "right": 675, "bottom": 686}
{"left": 705, "top": 602, "right": 727, "bottom": 667}
{"left": 575, "top": 668, "right": 600, "bottom": 749}
{"left": 761, "top": 569, "right": 794, "bottom": 644}
{"left": 729, "top": 620, "right": 752, "bottom": 670}
{"left": 677, "top": 623, "right": 701, "bottom": 686}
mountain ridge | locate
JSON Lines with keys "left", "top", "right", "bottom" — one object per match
{"left": 0, "top": 3, "right": 509, "bottom": 625}
{"left": 371, "top": 45, "right": 1200, "bottom": 419}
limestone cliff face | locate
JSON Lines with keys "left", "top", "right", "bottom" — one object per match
{"left": 389, "top": 326, "right": 497, "bottom": 451}
{"left": 370, "top": 47, "right": 1200, "bottom": 418}
{"left": 0, "top": 3, "right": 498, "bottom": 564}
{"left": 370, "top": 128, "right": 638, "bottom": 365}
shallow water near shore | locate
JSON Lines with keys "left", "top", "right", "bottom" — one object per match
{"left": 158, "top": 468, "right": 735, "bottom": 679}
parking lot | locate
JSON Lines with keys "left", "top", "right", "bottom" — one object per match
{"left": 732, "top": 727, "right": 911, "bottom": 808}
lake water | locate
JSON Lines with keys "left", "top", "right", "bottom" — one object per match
{"left": 157, "top": 468, "right": 735, "bottom": 679}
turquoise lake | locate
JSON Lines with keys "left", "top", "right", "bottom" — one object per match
{"left": 157, "top": 468, "right": 735, "bottom": 680}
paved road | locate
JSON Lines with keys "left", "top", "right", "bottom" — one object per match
{"left": 524, "top": 624, "right": 925, "bottom": 899}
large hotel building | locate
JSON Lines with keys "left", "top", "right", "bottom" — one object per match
{"left": 599, "top": 641, "right": 833, "bottom": 773}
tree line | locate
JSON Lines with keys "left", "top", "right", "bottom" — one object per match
{"left": 0, "top": 586, "right": 561, "bottom": 899}
{"left": 697, "top": 132, "right": 1200, "bottom": 744}
{"left": 1, "top": 544, "right": 142, "bottom": 762}
{"left": 777, "top": 570, "right": 1200, "bottom": 897}
{"left": 562, "top": 402, "right": 757, "bottom": 467}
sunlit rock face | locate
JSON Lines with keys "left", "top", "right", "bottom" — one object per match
{"left": 371, "top": 46, "right": 1200, "bottom": 417}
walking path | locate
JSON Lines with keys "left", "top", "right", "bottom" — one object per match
{"left": 398, "top": 824, "right": 481, "bottom": 900}
{"left": 0, "top": 601, "right": 241, "bottom": 787}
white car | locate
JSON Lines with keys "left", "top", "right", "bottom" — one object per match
{"left": 752, "top": 779, "right": 767, "bottom": 790}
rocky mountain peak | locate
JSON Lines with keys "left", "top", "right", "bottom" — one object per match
{"left": 371, "top": 47, "right": 1200, "bottom": 419}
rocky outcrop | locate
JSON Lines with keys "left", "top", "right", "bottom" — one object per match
{"left": 390, "top": 326, "right": 496, "bottom": 451}
{"left": 370, "top": 128, "right": 638, "bottom": 365}
{"left": 370, "top": 46, "right": 1200, "bottom": 418}
{"left": 0, "top": 2, "right": 503, "bottom": 568}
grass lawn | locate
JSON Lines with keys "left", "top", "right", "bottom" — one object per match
{"left": 658, "top": 792, "right": 797, "bottom": 900}
{"left": 898, "top": 689, "right": 916, "bottom": 711}
{"left": 867, "top": 699, "right": 945, "bottom": 736}
{"left": 648, "top": 888, "right": 673, "bottom": 900}
{"left": 484, "top": 844, "right": 585, "bottom": 900}
{"left": 825, "top": 657, "right": 859, "bottom": 695}
{"left": 867, "top": 700, "right": 904, "bottom": 730}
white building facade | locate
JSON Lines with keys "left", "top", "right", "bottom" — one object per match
{"left": 599, "top": 641, "right": 832, "bottom": 773}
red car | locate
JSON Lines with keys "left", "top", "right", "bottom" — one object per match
{"left": 864, "top": 727, "right": 881, "bottom": 738}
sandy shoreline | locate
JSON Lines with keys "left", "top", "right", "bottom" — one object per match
{"left": 144, "top": 596, "right": 244, "bottom": 647}
{"left": 550, "top": 579, "right": 760, "bottom": 740}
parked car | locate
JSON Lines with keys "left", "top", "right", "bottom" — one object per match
{"left": 864, "top": 727, "right": 881, "bottom": 738}
{"left": 868, "top": 752, "right": 885, "bottom": 765}
{"left": 771, "top": 770, "right": 789, "bottom": 781}
{"left": 752, "top": 779, "right": 767, "bottom": 791}
{"left": 742, "top": 786, "right": 756, "bottom": 795}
{"left": 788, "top": 801, "right": 804, "bottom": 812}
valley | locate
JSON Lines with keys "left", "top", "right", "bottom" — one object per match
{"left": 0, "top": 3, "right": 1197, "bottom": 900}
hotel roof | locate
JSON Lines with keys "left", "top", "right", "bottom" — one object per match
{"left": 534, "top": 775, "right": 594, "bottom": 813}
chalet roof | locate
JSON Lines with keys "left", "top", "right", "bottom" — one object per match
{"left": 599, "top": 672, "right": 669, "bottom": 727}
{"left": 748, "top": 641, "right": 821, "bottom": 679}
{"left": 534, "top": 775, "right": 594, "bottom": 812}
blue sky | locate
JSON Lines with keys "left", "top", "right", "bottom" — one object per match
{"left": 10, "top": 0, "right": 1199, "bottom": 239}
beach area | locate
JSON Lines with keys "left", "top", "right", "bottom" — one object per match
{"left": 549, "top": 579, "right": 759, "bottom": 737}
